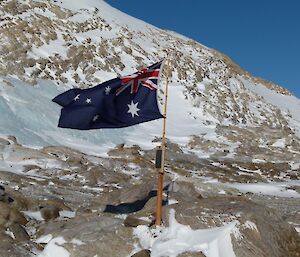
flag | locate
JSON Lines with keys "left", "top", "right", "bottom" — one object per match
{"left": 52, "top": 61, "right": 164, "bottom": 130}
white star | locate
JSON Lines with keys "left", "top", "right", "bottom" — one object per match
{"left": 127, "top": 101, "right": 140, "bottom": 118}
{"left": 74, "top": 94, "right": 80, "bottom": 101}
{"left": 86, "top": 98, "right": 92, "bottom": 104}
{"left": 92, "top": 115, "right": 99, "bottom": 122}
{"left": 105, "top": 86, "right": 111, "bottom": 95}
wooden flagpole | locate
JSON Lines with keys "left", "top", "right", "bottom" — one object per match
{"left": 155, "top": 50, "right": 171, "bottom": 226}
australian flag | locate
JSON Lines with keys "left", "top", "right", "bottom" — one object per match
{"left": 52, "top": 61, "right": 164, "bottom": 130}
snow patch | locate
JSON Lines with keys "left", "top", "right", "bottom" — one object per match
{"left": 272, "top": 138, "right": 286, "bottom": 148}
{"left": 35, "top": 234, "right": 53, "bottom": 244}
{"left": 243, "top": 221, "right": 258, "bottom": 231}
{"left": 38, "top": 236, "right": 70, "bottom": 257}
{"left": 70, "top": 239, "right": 85, "bottom": 246}
{"left": 23, "top": 211, "right": 44, "bottom": 221}
{"left": 225, "top": 181, "right": 300, "bottom": 198}
{"left": 133, "top": 209, "right": 237, "bottom": 257}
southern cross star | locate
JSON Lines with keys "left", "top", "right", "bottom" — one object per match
{"left": 86, "top": 98, "right": 92, "bottom": 104}
{"left": 127, "top": 101, "right": 140, "bottom": 118}
{"left": 105, "top": 86, "right": 111, "bottom": 95}
{"left": 74, "top": 94, "right": 80, "bottom": 101}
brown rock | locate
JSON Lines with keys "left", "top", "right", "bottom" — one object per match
{"left": 9, "top": 209, "right": 27, "bottom": 225}
{"left": 178, "top": 252, "right": 205, "bottom": 257}
{"left": 40, "top": 206, "right": 60, "bottom": 221}
{"left": 124, "top": 215, "right": 151, "bottom": 227}
{"left": 9, "top": 224, "right": 30, "bottom": 241}
{"left": 7, "top": 136, "right": 17, "bottom": 144}
{"left": 0, "top": 138, "right": 10, "bottom": 145}
{"left": 131, "top": 249, "right": 151, "bottom": 257}
{"left": 0, "top": 202, "right": 27, "bottom": 226}
{"left": 0, "top": 202, "right": 10, "bottom": 226}
{"left": 0, "top": 230, "right": 13, "bottom": 242}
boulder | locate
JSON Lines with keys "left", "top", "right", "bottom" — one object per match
{"left": 124, "top": 215, "right": 151, "bottom": 227}
{"left": 0, "top": 138, "right": 10, "bottom": 145}
{"left": 40, "top": 206, "right": 60, "bottom": 221}
{"left": 9, "top": 208, "right": 27, "bottom": 226}
{"left": 37, "top": 213, "right": 134, "bottom": 257}
{"left": 0, "top": 202, "right": 11, "bottom": 226}
{"left": 0, "top": 202, "right": 27, "bottom": 227}
{"left": 131, "top": 249, "right": 151, "bottom": 257}
{"left": 9, "top": 224, "right": 30, "bottom": 241}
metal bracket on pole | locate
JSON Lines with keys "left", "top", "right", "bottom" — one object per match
{"left": 155, "top": 146, "right": 163, "bottom": 170}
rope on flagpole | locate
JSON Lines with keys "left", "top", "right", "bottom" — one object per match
{"left": 155, "top": 50, "right": 171, "bottom": 226}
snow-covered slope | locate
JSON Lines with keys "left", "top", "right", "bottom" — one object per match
{"left": 0, "top": 0, "right": 299, "bottom": 161}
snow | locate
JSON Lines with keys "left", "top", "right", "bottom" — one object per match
{"left": 272, "top": 138, "right": 286, "bottom": 148}
{"left": 242, "top": 77, "right": 300, "bottom": 138}
{"left": 243, "top": 221, "right": 258, "bottom": 231}
{"left": 70, "top": 239, "right": 85, "bottom": 246}
{"left": 23, "top": 211, "right": 44, "bottom": 221}
{"left": 60, "top": 210, "right": 76, "bottom": 218}
{"left": 5, "top": 229, "right": 15, "bottom": 239}
{"left": 38, "top": 236, "right": 70, "bottom": 257}
{"left": 225, "top": 181, "right": 300, "bottom": 198}
{"left": 252, "top": 158, "right": 266, "bottom": 164}
{"left": 133, "top": 209, "right": 237, "bottom": 257}
{"left": 290, "top": 162, "right": 300, "bottom": 171}
{"left": 29, "top": 33, "right": 68, "bottom": 59}
{"left": 35, "top": 234, "right": 53, "bottom": 244}
{"left": 58, "top": 0, "right": 155, "bottom": 33}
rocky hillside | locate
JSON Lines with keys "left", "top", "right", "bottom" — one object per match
{"left": 0, "top": 0, "right": 299, "bottom": 256}
{"left": 1, "top": 0, "right": 300, "bottom": 160}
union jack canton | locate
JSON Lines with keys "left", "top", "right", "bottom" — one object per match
{"left": 116, "top": 61, "right": 163, "bottom": 95}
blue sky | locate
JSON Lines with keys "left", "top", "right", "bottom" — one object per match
{"left": 106, "top": 0, "right": 300, "bottom": 98}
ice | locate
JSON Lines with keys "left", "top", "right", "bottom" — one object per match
{"left": 0, "top": 77, "right": 131, "bottom": 155}
{"left": 0, "top": 76, "right": 220, "bottom": 155}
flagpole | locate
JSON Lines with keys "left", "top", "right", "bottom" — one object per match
{"left": 155, "top": 50, "right": 171, "bottom": 226}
